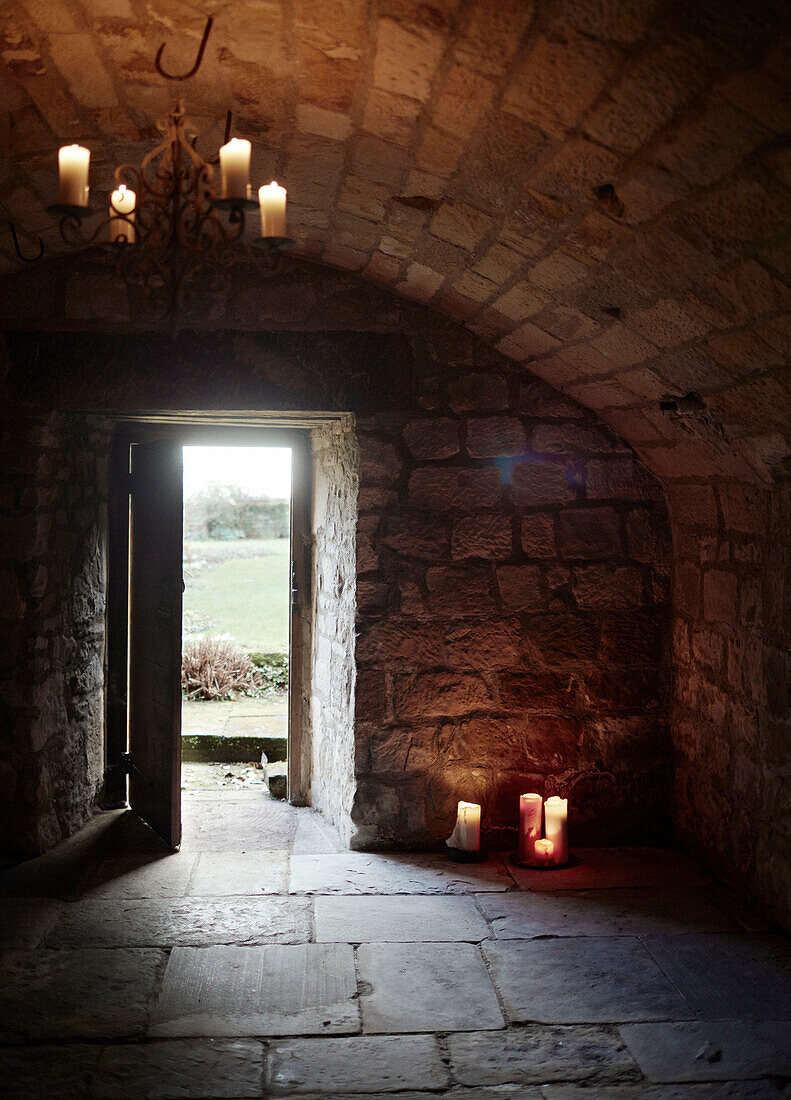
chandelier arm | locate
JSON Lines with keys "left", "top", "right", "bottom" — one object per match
{"left": 8, "top": 222, "right": 44, "bottom": 262}
{"left": 154, "top": 16, "right": 213, "bottom": 82}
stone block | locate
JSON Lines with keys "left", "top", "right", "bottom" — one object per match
{"left": 585, "top": 458, "right": 659, "bottom": 501}
{"left": 509, "top": 461, "right": 576, "bottom": 508}
{"left": 532, "top": 423, "right": 619, "bottom": 454}
{"left": 381, "top": 516, "right": 448, "bottom": 559}
{"left": 373, "top": 18, "right": 445, "bottom": 102}
{"left": 467, "top": 417, "right": 526, "bottom": 457}
{"left": 572, "top": 566, "right": 646, "bottom": 610}
{"left": 92, "top": 1039, "right": 264, "bottom": 1099}
{"left": 188, "top": 852, "right": 289, "bottom": 896}
{"left": 703, "top": 570, "right": 738, "bottom": 624}
{"left": 430, "top": 201, "right": 493, "bottom": 251}
{"left": 288, "top": 851, "right": 512, "bottom": 895}
{"left": 150, "top": 944, "right": 359, "bottom": 1037}
{"left": 0, "top": 948, "right": 163, "bottom": 1041}
{"left": 403, "top": 418, "right": 460, "bottom": 459}
{"left": 452, "top": 514, "right": 513, "bottom": 560}
{"left": 620, "top": 1020, "right": 791, "bottom": 1084}
{"left": 483, "top": 938, "right": 687, "bottom": 1023}
{"left": 408, "top": 468, "right": 503, "bottom": 509}
{"left": 315, "top": 894, "right": 489, "bottom": 943}
{"left": 358, "top": 942, "right": 504, "bottom": 1032}
{"left": 444, "top": 619, "right": 521, "bottom": 669}
{"left": 557, "top": 507, "right": 622, "bottom": 559}
{"left": 447, "top": 1024, "right": 638, "bottom": 1086}
{"left": 355, "top": 669, "right": 387, "bottom": 721}
{"left": 358, "top": 436, "right": 402, "bottom": 484}
{"left": 393, "top": 671, "right": 494, "bottom": 718}
{"left": 425, "top": 565, "right": 497, "bottom": 615}
{"left": 449, "top": 373, "right": 509, "bottom": 412}
{"left": 521, "top": 513, "right": 556, "bottom": 557}
{"left": 268, "top": 1034, "right": 448, "bottom": 1094}
{"left": 525, "top": 614, "right": 601, "bottom": 664}
{"left": 496, "top": 565, "right": 547, "bottom": 610}
{"left": 356, "top": 620, "right": 445, "bottom": 665}
{"left": 498, "top": 668, "right": 574, "bottom": 710}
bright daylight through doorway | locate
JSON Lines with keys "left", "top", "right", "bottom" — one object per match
{"left": 181, "top": 446, "right": 292, "bottom": 802}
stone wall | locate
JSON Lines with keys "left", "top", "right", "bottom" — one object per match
{"left": 310, "top": 421, "right": 359, "bottom": 845}
{"left": 671, "top": 479, "right": 791, "bottom": 929}
{"left": 0, "top": 409, "right": 108, "bottom": 857}
{"left": 0, "top": 262, "right": 672, "bottom": 859}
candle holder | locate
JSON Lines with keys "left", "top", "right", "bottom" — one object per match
{"left": 510, "top": 852, "right": 574, "bottom": 870}
{"left": 447, "top": 846, "right": 488, "bottom": 864}
{"left": 213, "top": 196, "right": 259, "bottom": 212}
{"left": 46, "top": 203, "right": 93, "bottom": 222}
{"left": 250, "top": 236, "right": 297, "bottom": 252}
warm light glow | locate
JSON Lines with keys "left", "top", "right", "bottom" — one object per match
{"left": 58, "top": 144, "right": 90, "bottom": 206}
{"left": 544, "top": 796, "right": 568, "bottom": 866}
{"left": 109, "top": 184, "right": 136, "bottom": 243}
{"left": 219, "top": 137, "right": 251, "bottom": 200}
{"left": 259, "top": 181, "right": 287, "bottom": 237}
{"left": 535, "top": 838, "right": 554, "bottom": 864}
{"left": 518, "top": 792, "right": 542, "bottom": 863}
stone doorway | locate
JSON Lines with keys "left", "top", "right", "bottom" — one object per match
{"left": 103, "top": 414, "right": 359, "bottom": 850}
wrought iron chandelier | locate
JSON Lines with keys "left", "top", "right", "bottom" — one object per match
{"left": 7, "top": 17, "right": 294, "bottom": 319}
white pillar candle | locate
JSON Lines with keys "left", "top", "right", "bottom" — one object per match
{"left": 258, "top": 181, "right": 287, "bottom": 237}
{"left": 446, "top": 800, "right": 481, "bottom": 852}
{"left": 58, "top": 144, "right": 90, "bottom": 207}
{"left": 219, "top": 137, "right": 251, "bottom": 200}
{"left": 109, "top": 184, "right": 136, "bottom": 243}
{"left": 534, "top": 838, "right": 554, "bottom": 865}
{"left": 518, "top": 792, "right": 543, "bottom": 863}
{"left": 544, "top": 796, "right": 568, "bottom": 865}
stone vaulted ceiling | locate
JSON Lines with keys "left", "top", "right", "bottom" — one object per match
{"left": 1, "top": 0, "right": 790, "bottom": 486}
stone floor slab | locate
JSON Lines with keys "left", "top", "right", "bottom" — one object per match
{"left": 643, "top": 933, "right": 791, "bottom": 1019}
{"left": 477, "top": 889, "right": 739, "bottom": 939}
{"left": 315, "top": 894, "right": 490, "bottom": 942}
{"left": 288, "top": 1091, "right": 543, "bottom": 1100}
{"left": 83, "top": 852, "right": 197, "bottom": 900}
{"left": 290, "top": 852, "right": 513, "bottom": 895}
{"left": 92, "top": 1038, "right": 265, "bottom": 1098}
{"left": 268, "top": 1034, "right": 448, "bottom": 1094}
{"left": 620, "top": 1019, "right": 791, "bottom": 1083}
{"left": 0, "top": 948, "right": 164, "bottom": 1040}
{"left": 0, "top": 897, "right": 64, "bottom": 947}
{"left": 150, "top": 943, "right": 359, "bottom": 1037}
{"left": 293, "top": 809, "right": 346, "bottom": 855}
{"left": 45, "top": 895, "right": 311, "bottom": 948}
{"left": 188, "top": 850, "right": 289, "bottom": 895}
{"left": 508, "top": 848, "right": 708, "bottom": 892}
{"left": 447, "top": 1025, "right": 640, "bottom": 1086}
{"left": 542, "top": 1084, "right": 789, "bottom": 1099}
{"left": 181, "top": 800, "right": 297, "bottom": 851}
{"left": 357, "top": 942, "right": 504, "bottom": 1033}
{"left": 483, "top": 938, "right": 688, "bottom": 1024}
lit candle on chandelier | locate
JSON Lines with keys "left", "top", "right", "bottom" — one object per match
{"left": 109, "top": 184, "right": 136, "bottom": 243}
{"left": 219, "top": 137, "right": 251, "bottom": 201}
{"left": 58, "top": 145, "right": 90, "bottom": 207}
{"left": 258, "top": 181, "right": 287, "bottom": 238}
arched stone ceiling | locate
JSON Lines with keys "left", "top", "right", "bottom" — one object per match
{"left": 1, "top": 0, "right": 790, "bottom": 485}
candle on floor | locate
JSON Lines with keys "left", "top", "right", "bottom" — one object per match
{"left": 58, "top": 144, "right": 90, "bottom": 207}
{"left": 219, "top": 137, "right": 251, "bottom": 200}
{"left": 109, "top": 184, "right": 136, "bottom": 243}
{"left": 544, "top": 796, "right": 568, "bottom": 866}
{"left": 258, "top": 181, "right": 287, "bottom": 237}
{"left": 446, "top": 800, "right": 481, "bottom": 852}
{"left": 518, "top": 792, "right": 543, "bottom": 863}
{"left": 534, "top": 838, "right": 554, "bottom": 865}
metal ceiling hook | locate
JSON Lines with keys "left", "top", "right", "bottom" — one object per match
{"left": 9, "top": 222, "right": 44, "bottom": 262}
{"left": 155, "top": 15, "right": 213, "bottom": 81}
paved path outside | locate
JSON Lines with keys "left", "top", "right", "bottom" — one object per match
{"left": 1, "top": 797, "right": 790, "bottom": 1098}
{"left": 182, "top": 696, "right": 288, "bottom": 740}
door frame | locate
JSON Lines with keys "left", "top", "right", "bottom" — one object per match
{"left": 104, "top": 419, "right": 313, "bottom": 820}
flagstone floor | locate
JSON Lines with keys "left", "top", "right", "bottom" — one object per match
{"left": 1, "top": 791, "right": 790, "bottom": 1099}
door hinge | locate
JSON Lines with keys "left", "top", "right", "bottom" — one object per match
{"left": 291, "top": 565, "right": 299, "bottom": 612}
{"left": 118, "top": 751, "right": 153, "bottom": 786}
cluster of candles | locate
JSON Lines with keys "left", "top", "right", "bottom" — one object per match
{"left": 447, "top": 793, "right": 569, "bottom": 868}
{"left": 57, "top": 138, "right": 288, "bottom": 243}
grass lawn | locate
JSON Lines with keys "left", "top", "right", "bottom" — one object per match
{"left": 183, "top": 538, "right": 290, "bottom": 653}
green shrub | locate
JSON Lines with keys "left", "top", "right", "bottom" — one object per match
{"left": 249, "top": 651, "right": 289, "bottom": 692}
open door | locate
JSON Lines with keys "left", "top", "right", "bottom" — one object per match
{"left": 128, "top": 439, "right": 183, "bottom": 848}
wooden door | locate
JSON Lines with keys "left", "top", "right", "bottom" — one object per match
{"left": 128, "top": 439, "right": 183, "bottom": 848}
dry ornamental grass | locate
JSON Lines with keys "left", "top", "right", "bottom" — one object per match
{"left": 181, "top": 635, "right": 255, "bottom": 700}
